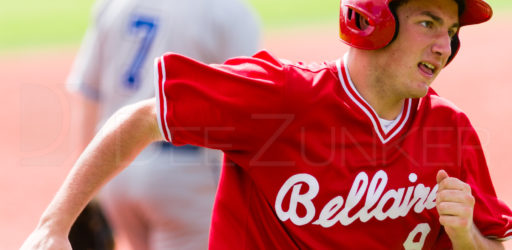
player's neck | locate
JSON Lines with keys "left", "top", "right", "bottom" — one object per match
{"left": 345, "top": 51, "right": 405, "bottom": 120}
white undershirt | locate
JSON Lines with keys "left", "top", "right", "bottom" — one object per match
{"left": 378, "top": 114, "right": 401, "bottom": 134}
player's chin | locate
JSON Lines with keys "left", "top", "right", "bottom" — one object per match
{"left": 408, "top": 85, "right": 430, "bottom": 99}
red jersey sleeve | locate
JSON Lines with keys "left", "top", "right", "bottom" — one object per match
{"left": 457, "top": 114, "right": 512, "bottom": 241}
{"left": 153, "top": 50, "right": 290, "bottom": 154}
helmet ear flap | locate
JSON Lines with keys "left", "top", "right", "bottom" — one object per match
{"left": 446, "top": 34, "right": 460, "bottom": 66}
{"left": 339, "top": 0, "right": 396, "bottom": 50}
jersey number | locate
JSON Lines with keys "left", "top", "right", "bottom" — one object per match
{"left": 403, "top": 223, "right": 431, "bottom": 250}
{"left": 123, "top": 15, "right": 159, "bottom": 90}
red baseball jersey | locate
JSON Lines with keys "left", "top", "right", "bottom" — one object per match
{"left": 154, "top": 50, "right": 512, "bottom": 249}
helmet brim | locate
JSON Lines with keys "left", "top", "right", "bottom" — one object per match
{"left": 460, "top": 0, "right": 493, "bottom": 26}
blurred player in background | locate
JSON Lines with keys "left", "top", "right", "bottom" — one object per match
{"left": 66, "top": 0, "right": 260, "bottom": 249}
{"left": 22, "top": 0, "right": 512, "bottom": 249}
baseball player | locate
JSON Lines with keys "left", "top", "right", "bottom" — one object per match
{"left": 66, "top": 0, "right": 260, "bottom": 249}
{"left": 22, "top": 0, "right": 512, "bottom": 249}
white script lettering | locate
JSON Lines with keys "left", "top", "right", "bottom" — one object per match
{"left": 274, "top": 171, "right": 437, "bottom": 227}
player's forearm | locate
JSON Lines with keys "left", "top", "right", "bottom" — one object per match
{"left": 35, "top": 98, "right": 162, "bottom": 236}
{"left": 449, "top": 223, "right": 504, "bottom": 250}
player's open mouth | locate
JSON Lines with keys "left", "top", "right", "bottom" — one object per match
{"left": 418, "top": 62, "right": 436, "bottom": 77}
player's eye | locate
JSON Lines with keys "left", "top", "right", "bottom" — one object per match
{"left": 420, "top": 20, "right": 434, "bottom": 29}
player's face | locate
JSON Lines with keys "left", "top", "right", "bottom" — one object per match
{"left": 372, "top": 0, "right": 460, "bottom": 99}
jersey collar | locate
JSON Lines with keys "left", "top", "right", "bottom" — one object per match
{"left": 335, "top": 55, "right": 412, "bottom": 144}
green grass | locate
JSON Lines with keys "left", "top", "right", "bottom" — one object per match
{"left": 248, "top": 0, "right": 339, "bottom": 28}
{"left": 0, "top": 0, "right": 95, "bottom": 50}
{"left": 489, "top": 0, "right": 512, "bottom": 9}
{"left": 0, "top": 0, "right": 510, "bottom": 51}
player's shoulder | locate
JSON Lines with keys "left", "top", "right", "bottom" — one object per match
{"left": 160, "top": 49, "right": 331, "bottom": 71}
{"left": 222, "top": 50, "right": 334, "bottom": 82}
{"left": 227, "top": 50, "right": 334, "bottom": 70}
{"left": 224, "top": 50, "right": 285, "bottom": 69}
{"left": 425, "top": 89, "right": 462, "bottom": 112}
{"left": 421, "top": 88, "right": 471, "bottom": 125}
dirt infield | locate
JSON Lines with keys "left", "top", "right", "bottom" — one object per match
{"left": 2, "top": 16, "right": 512, "bottom": 249}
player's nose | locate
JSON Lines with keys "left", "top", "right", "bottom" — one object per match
{"left": 431, "top": 33, "right": 452, "bottom": 60}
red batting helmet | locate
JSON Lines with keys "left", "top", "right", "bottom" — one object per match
{"left": 339, "top": 0, "right": 493, "bottom": 63}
